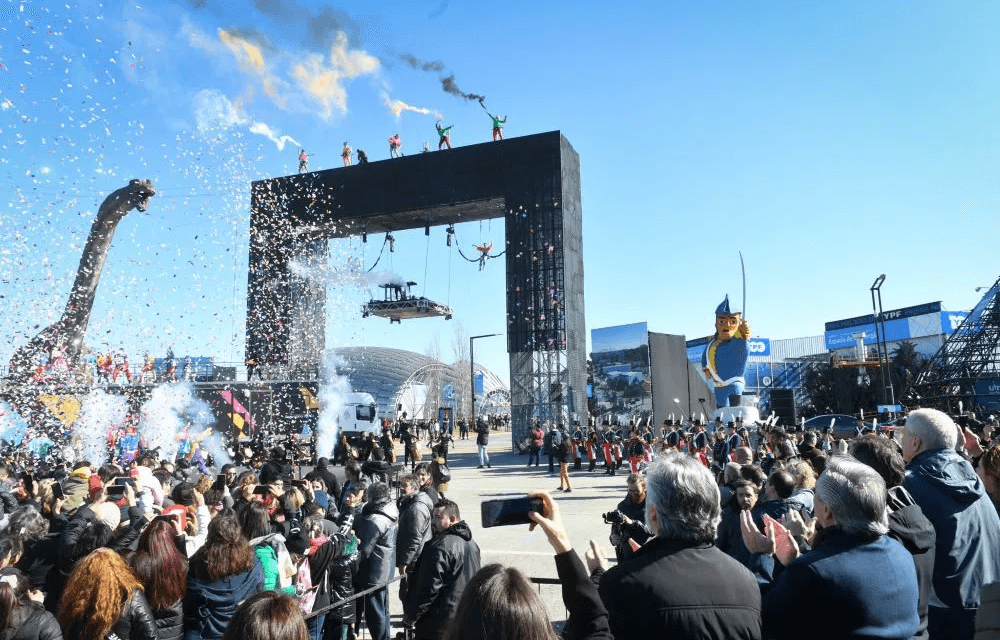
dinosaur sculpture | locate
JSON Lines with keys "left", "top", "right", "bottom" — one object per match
{"left": 7, "top": 179, "right": 156, "bottom": 384}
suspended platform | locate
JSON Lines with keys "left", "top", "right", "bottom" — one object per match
{"left": 362, "top": 282, "right": 453, "bottom": 324}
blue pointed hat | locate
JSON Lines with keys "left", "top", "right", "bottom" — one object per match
{"left": 716, "top": 295, "right": 733, "bottom": 316}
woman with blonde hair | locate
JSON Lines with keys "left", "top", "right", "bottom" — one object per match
{"left": 58, "top": 548, "right": 157, "bottom": 640}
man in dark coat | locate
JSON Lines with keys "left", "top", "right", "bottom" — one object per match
{"left": 747, "top": 456, "right": 920, "bottom": 640}
{"left": 404, "top": 498, "right": 481, "bottom": 640}
{"left": 356, "top": 482, "right": 399, "bottom": 640}
{"left": 396, "top": 474, "right": 434, "bottom": 576}
{"left": 609, "top": 473, "right": 651, "bottom": 563}
{"left": 595, "top": 452, "right": 761, "bottom": 640}
{"left": 850, "top": 434, "right": 936, "bottom": 640}
{"left": 475, "top": 419, "right": 491, "bottom": 468}
{"left": 716, "top": 479, "right": 759, "bottom": 568}
{"left": 258, "top": 446, "right": 292, "bottom": 486}
{"left": 312, "top": 457, "right": 342, "bottom": 503}
{"left": 901, "top": 408, "right": 1000, "bottom": 640}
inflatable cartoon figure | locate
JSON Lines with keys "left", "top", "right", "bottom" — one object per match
{"left": 702, "top": 295, "right": 751, "bottom": 408}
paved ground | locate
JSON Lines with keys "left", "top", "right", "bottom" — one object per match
{"left": 369, "top": 432, "right": 630, "bottom": 637}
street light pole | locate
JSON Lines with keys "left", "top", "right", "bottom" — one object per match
{"left": 870, "top": 275, "right": 896, "bottom": 408}
{"left": 470, "top": 333, "right": 501, "bottom": 429}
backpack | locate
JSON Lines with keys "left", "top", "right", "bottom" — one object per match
{"left": 435, "top": 461, "right": 452, "bottom": 484}
{"left": 294, "top": 557, "right": 320, "bottom": 615}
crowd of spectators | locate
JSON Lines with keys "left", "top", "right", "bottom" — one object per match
{"left": 0, "top": 407, "right": 995, "bottom": 639}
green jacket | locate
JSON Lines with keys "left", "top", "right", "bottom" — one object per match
{"left": 255, "top": 543, "right": 295, "bottom": 595}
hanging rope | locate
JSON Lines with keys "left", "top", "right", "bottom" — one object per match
{"left": 422, "top": 232, "right": 430, "bottom": 297}
{"left": 366, "top": 235, "right": 389, "bottom": 272}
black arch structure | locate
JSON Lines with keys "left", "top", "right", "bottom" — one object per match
{"left": 246, "top": 131, "right": 586, "bottom": 443}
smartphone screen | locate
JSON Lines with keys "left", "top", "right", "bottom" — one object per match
{"left": 162, "top": 505, "right": 187, "bottom": 531}
{"left": 106, "top": 485, "right": 127, "bottom": 499}
{"left": 252, "top": 485, "right": 270, "bottom": 495}
{"left": 481, "top": 496, "right": 544, "bottom": 528}
{"left": 114, "top": 477, "right": 136, "bottom": 487}
{"left": 52, "top": 483, "right": 64, "bottom": 499}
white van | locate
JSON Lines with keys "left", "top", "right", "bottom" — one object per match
{"left": 338, "top": 392, "right": 379, "bottom": 439}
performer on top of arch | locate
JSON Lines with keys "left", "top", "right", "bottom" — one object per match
{"left": 488, "top": 111, "right": 507, "bottom": 141}
{"left": 436, "top": 120, "right": 453, "bottom": 150}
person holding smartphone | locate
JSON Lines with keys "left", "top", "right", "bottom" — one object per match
{"left": 443, "top": 491, "right": 613, "bottom": 640}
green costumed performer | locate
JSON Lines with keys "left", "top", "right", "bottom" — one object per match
{"left": 435, "top": 121, "right": 453, "bottom": 150}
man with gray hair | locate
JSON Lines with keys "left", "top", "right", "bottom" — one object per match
{"left": 594, "top": 451, "right": 761, "bottom": 639}
{"left": 901, "top": 408, "right": 1000, "bottom": 640}
{"left": 744, "top": 455, "right": 920, "bottom": 639}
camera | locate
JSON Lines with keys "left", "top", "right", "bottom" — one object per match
{"left": 602, "top": 510, "right": 625, "bottom": 525}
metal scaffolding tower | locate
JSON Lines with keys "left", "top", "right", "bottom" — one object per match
{"left": 907, "top": 275, "right": 1000, "bottom": 408}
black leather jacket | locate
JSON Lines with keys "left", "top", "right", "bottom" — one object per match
{"left": 405, "top": 521, "right": 481, "bottom": 639}
{"left": 151, "top": 600, "right": 183, "bottom": 640}
{"left": 2, "top": 604, "right": 62, "bottom": 640}
{"left": 63, "top": 590, "right": 157, "bottom": 640}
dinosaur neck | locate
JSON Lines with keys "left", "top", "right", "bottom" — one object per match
{"left": 57, "top": 192, "right": 134, "bottom": 363}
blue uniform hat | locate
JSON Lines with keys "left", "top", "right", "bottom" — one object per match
{"left": 716, "top": 295, "right": 739, "bottom": 316}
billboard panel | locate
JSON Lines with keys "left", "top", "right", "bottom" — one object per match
{"left": 649, "top": 332, "right": 714, "bottom": 427}
{"left": 591, "top": 323, "right": 651, "bottom": 423}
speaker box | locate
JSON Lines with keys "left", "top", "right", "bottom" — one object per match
{"left": 770, "top": 388, "right": 797, "bottom": 427}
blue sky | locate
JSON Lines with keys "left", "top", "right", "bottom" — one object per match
{"left": 2, "top": 0, "right": 999, "bottom": 386}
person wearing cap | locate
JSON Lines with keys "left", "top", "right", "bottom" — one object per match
{"left": 702, "top": 295, "right": 752, "bottom": 409}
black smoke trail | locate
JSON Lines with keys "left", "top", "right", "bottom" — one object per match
{"left": 441, "top": 74, "right": 486, "bottom": 104}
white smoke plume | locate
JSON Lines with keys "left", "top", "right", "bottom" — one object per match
{"left": 288, "top": 255, "right": 406, "bottom": 292}
{"left": 140, "top": 381, "right": 219, "bottom": 464}
{"left": 382, "top": 92, "right": 441, "bottom": 119}
{"left": 193, "top": 88, "right": 299, "bottom": 150}
{"left": 248, "top": 122, "right": 301, "bottom": 151}
{"left": 315, "top": 352, "right": 353, "bottom": 459}
{"left": 76, "top": 389, "right": 129, "bottom": 465}
{"left": 194, "top": 88, "right": 248, "bottom": 131}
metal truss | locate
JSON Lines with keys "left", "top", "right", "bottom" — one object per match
{"left": 908, "top": 274, "right": 1000, "bottom": 405}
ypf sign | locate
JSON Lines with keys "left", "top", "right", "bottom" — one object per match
{"left": 747, "top": 338, "right": 770, "bottom": 357}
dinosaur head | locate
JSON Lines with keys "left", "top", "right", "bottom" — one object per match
{"left": 128, "top": 179, "right": 156, "bottom": 212}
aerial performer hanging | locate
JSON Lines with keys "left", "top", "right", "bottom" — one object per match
{"left": 702, "top": 295, "right": 752, "bottom": 409}
{"left": 435, "top": 120, "right": 453, "bottom": 150}
{"left": 474, "top": 241, "right": 493, "bottom": 271}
